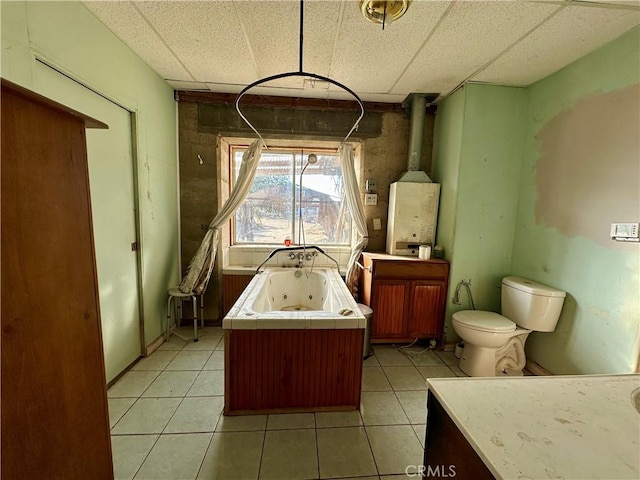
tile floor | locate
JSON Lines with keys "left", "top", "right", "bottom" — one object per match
{"left": 108, "top": 327, "right": 467, "bottom": 480}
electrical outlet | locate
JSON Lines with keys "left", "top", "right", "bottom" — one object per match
{"left": 365, "top": 179, "right": 377, "bottom": 192}
{"left": 373, "top": 218, "right": 382, "bottom": 230}
{"left": 364, "top": 193, "right": 378, "bottom": 206}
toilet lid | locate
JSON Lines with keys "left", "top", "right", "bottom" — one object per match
{"left": 453, "top": 311, "right": 516, "bottom": 333}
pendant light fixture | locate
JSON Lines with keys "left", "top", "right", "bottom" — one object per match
{"left": 235, "top": 0, "right": 365, "bottom": 148}
{"left": 360, "top": 0, "right": 410, "bottom": 29}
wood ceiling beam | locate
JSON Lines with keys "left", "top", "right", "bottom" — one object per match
{"left": 174, "top": 90, "right": 412, "bottom": 113}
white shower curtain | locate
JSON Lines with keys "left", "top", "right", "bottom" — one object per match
{"left": 179, "top": 139, "right": 263, "bottom": 294}
{"left": 340, "top": 144, "right": 368, "bottom": 297}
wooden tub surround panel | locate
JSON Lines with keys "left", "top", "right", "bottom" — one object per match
{"left": 224, "top": 329, "right": 363, "bottom": 414}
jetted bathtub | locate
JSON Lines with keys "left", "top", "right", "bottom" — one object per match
{"left": 223, "top": 267, "right": 365, "bottom": 415}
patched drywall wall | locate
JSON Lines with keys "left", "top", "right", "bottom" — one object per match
{"left": 512, "top": 27, "right": 640, "bottom": 374}
{"left": 534, "top": 84, "right": 640, "bottom": 248}
{"left": 1, "top": 2, "right": 179, "bottom": 354}
{"left": 431, "top": 28, "right": 639, "bottom": 374}
{"left": 432, "top": 84, "right": 527, "bottom": 343}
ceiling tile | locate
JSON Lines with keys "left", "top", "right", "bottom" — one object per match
{"left": 83, "top": 1, "right": 194, "bottom": 81}
{"left": 234, "top": 1, "right": 308, "bottom": 78}
{"left": 391, "top": 1, "right": 559, "bottom": 96}
{"left": 328, "top": 1, "right": 452, "bottom": 94}
{"left": 474, "top": 6, "right": 640, "bottom": 86}
{"left": 134, "top": 1, "right": 256, "bottom": 85}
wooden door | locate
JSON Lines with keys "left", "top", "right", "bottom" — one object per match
{"left": 407, "top": 280, "right": 447, "bottom": 337}
{"left": 371, "top": 280, "right": 408, "bottom": 338}
{"left": 1, "top": 82, "right": 113, "bottom": 479}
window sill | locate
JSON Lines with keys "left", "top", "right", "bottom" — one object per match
{"left": 223, "top": 244, "right": 351, "bottom": 272}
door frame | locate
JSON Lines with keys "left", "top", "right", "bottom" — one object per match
{"left": 34, "top": 56, "right": 147, "bottom": 354}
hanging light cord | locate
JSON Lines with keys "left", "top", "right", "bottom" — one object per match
{"left": 235, "top": 0, "right": 365, "bottom": 149}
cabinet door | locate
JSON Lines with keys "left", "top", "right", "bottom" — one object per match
{"left": 371, "top": 280, "right": 409, "bottom": 338}
{"left": 408, "top": 280, "right": 446, "bottom": 337}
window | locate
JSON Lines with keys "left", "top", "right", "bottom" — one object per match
{"left": 231, "top": 146, "right": 352, "bottom": 246}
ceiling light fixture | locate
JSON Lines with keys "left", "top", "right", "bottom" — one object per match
{"left": 360, "top": 0, "right": 410, "bottom": 30}
{"left": 235, "top": 0, "right": 364, "bottom": 148}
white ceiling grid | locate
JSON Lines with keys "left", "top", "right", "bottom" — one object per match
{"left": 83, "top": 0, "right": 640, "bottom": 103}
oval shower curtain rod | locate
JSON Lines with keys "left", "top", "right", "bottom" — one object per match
{"left": 235, "top": 0, "right": 365, "bottom": 149}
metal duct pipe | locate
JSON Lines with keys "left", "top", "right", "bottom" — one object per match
{"left": 398, "top": 93, "right": 431, "bottom": 182}
{"left": 407, "top": 93, "right": 426, "bottom": 172}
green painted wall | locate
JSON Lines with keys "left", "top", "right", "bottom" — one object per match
{"left": 432, "top": 87, "right": 465, "bottom": 282}
{"left": 1, "top": 2, "right": 180, "bottom": 350}
{"left": 433, "top": 84, "right": 528, "bottom": 342}
{"left": 512, "top": 27, "right": 640, "bottom": 374}
{"left": 433, "top": 27, "right": 639, "bottom": 374}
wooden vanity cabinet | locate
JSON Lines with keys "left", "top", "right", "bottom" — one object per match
{"left": 360, "top": 252, "right": 449, "bottom": 343}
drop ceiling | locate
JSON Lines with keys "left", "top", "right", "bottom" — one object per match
{"left": 84, "top": 0, "right": 640, "bottom": 104}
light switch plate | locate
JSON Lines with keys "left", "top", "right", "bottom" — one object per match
{"left": 364, "top": 193, "right": 378, "bottom": 206}
{"left": 373, "top": 218, "right": 382, "bottom": 230}
{"left": 611, "top": 222, "right": 639, "bottom": 241}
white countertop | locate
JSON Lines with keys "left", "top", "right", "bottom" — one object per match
{"left": 427, "top": 374, "right": 640, "bottom": 480}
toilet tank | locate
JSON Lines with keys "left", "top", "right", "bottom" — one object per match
{"left": 501, "top": 276, "right": 566, "bottom": 332}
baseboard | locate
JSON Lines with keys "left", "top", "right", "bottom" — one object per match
{"left": 441, "top": 342, "right": 456, "bottom": 352}
{"left": 145, "top": 333, "right": 165, "bottom": 356}
{"left": 525, "top": 359, "right": 552, "bottom": 376}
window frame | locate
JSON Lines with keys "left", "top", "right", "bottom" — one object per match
{"left": 228, "top": 141, "right": 353, "bottom": 247}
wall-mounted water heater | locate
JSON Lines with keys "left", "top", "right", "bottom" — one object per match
{"left": 386, "top": 181, "right": 440, "bottom": 256}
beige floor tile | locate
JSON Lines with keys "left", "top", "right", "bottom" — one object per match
{"left": 215, "top": 340, "right": 225, "bottom": 351}
{"left": 416, "top": 366, "right": 457, "bottom": 379}
{"left": 412, "top": 424, "right": 426, "bottom": 448}
{"left": 259, "top": 429, "right": 319, "bottom": 480}
{"left": 267, "top": 413, "right": 315, "bottom": 430}
{"left": 134, "top": 433, "right": 212, "bottom": 479}
{"left": 367, "top": 425, "right": 424, "bottom": 475}
{"left": 108, "top": 371, "right": 160, "bottom": 398}
{"left": 382, "top": 366, "right": 427, "bottom": 391}
{"left": 112, "top": 398, "right": 182, "bottom": 434}
{"left": 142, "top": 371, "right": 199, "bottom": 398}
{"left": 109, "top": 398, "right": 136, "bottom": 429}
{"left": 165, "top": 350, "right": 213, "bottom": 370}
{"left": 334, "top": 477, "right": 379, "bottom": 480}
{"left": 360, "top": 392, "right": 409, "bottom": 426}
{"left": 372, "top": 346, "right": 412, "bottom": 366}
{"left": 182, "top": 333, "right": 222, "bottom": 351}
{"left": 157, "top": 335, "right": 188, "bottom": 351}
{"left": 435, "top": 351, "right": 459, "bottom": 366}
{"left": 317, "top": 427, "right": 377, "bottom": 479}
{"left": 395, "top": 391, "right": 427, "bottom": 425}
{"left": 362, "top": 366, "right": 392, "bottom": 391}
{"left": 197, "top": 431, "right": 264, "bottom": 480}
{"left": 111, "top": 434, "right": 158, "bottom": 480}
{"left": 450, "top": 365, "right": 468, "bottom": 377}
{"left": 187, "top": 370, "right": 224, "bottom": 396}
{"left": 203, "top": 351, "right": 225, "bottom": 370}
{"left": 363, "top": 354, "right": 380, "bottom": 367}
{"left": 315, "top": 410, "right": 362, "bottom": 428}
{"left": 408, "top": 350, "right": 445, "bottom": 367}
{"left": 215, "top": 414, "right": 267, "bottom": 432}
{"left": 131, "top": 350, "right": 178, "bottom": 371}
{"left": 164, "top": 396, "right": 225, "bottom": 433}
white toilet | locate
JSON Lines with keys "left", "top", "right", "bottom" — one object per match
{"left": 452, "top": 276, "right": 566, "bottom": 377}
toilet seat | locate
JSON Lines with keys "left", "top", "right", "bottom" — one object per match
{"left": 453, "top": 311, "right": 516, "bottom": 333}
